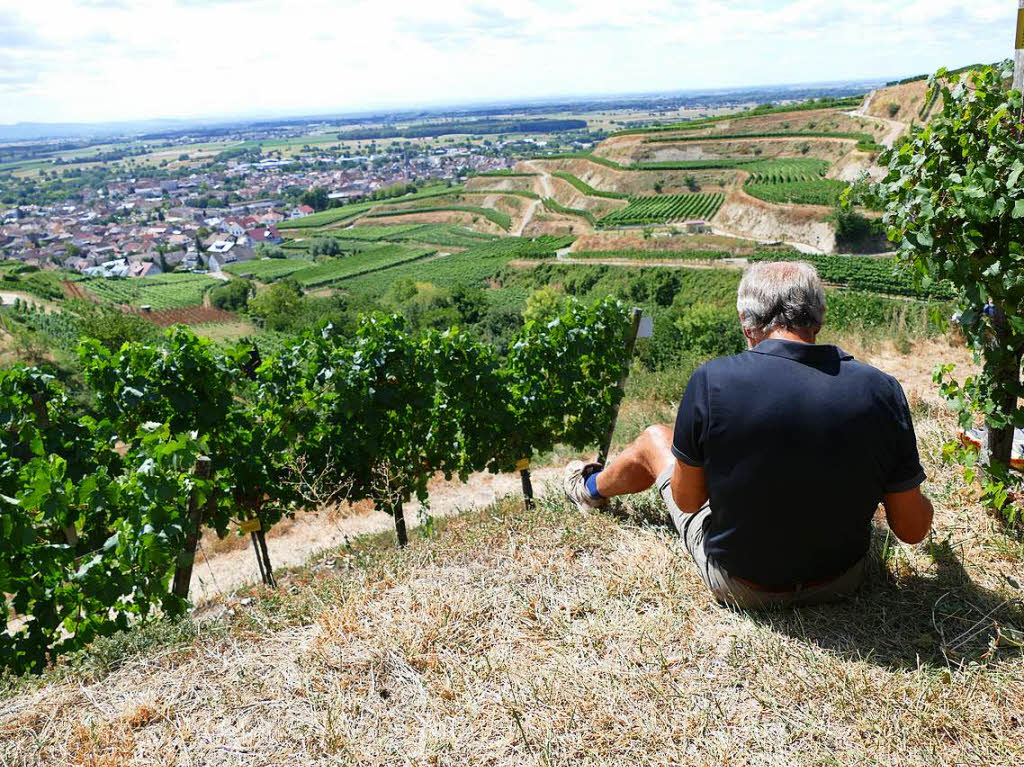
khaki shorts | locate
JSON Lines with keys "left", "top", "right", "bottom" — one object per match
{"left": 656, "top": 468, "right": 865, "bottom": 609}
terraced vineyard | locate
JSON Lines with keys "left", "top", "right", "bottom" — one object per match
{"left": 551, "top": 172, "right": 627, "bottom": 199}
{"left": 744, "top": 158, "right": 829, "bottom": 183}
{"left": 597, "top": 193, "right": 724, "bottom": 227}
{"left": 223, "top": 257, "right": 312, "bottom": 281}
{"left": 364, "top": 205, "right": 512, "bottom": 231}
{"left": 340, "top": 237, "right": 571, "bottom": 296}
{"left": 739, "top": 158, "right": 848, "bottom": 206}
{"left": 277, "top": 185, "right": 463, "bottom": 229}
{"left": 745, "top": 179, "right": 850, "bottom": 206}
{"left": 748, "top": 252, "right": 955, "bottom": 298}
{"left": 395, "top": 225, "right": 499, "bottom": 248}
{"left": 542, "top": 198, "right": 597, "bottom": 225}
{"left": 290, "top": 245, "right": 436, "bottom": 287}
{"left": 570, "top": 249, "right": 737, "bottom": 260}
{"left": 123, "top": 305, "right": 240, "bottom": 327}
{"left": 79, "top": 273, "right": 218, "bottom": 308}
{"left": 643, "top": 130, "right": 875, "bottom": 144}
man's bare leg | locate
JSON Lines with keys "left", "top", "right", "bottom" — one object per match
{"left": 595, "top": 425, "right": 675, "bottom": 498}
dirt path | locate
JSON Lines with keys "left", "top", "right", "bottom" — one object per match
{"left": 0, "top": 291, "right": 63, "bottom": 313}
{"left": 844, "top": 92, "right": 907, "bottom": 147}
{"left": 509, "top": 161, "right": 559, "bottom": 236}
{"left": 189, "top": 466, "right": 563, "bottom": 603}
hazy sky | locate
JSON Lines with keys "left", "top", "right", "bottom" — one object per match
{"left": 0, "top": 0, "right": 1013, "bottom": 125}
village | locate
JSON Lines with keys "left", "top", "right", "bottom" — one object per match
{"left": 0, "top": 135, "right": 530, "bottom": 278}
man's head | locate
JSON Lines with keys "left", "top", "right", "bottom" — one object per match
{"left": 736, "top": 261, "right": 826, "bottom": 346}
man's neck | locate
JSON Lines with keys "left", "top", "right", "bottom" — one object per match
{"left": 754, "top": 328, "right": 819, "bottom": 347}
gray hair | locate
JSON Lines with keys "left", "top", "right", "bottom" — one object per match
{"left": 736, "top": 261, "right": 826, "bottom": 336}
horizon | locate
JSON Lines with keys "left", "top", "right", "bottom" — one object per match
{"left": 0, "top": 0, "right": 1011, "bottom": 126}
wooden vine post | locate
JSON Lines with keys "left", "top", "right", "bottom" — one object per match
{"left": 393, "top": 502, "right": 409, "bottom": 548}
{"left": 518, "top": 457, "right": 534, "bottom": 511}
{"left": 240, "top": 495, "right": 276, "bottom": 587}
{"left": 172, "top": 456, "right": 211, "bottom": 599}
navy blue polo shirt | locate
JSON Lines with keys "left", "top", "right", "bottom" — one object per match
{"left": 672, "top": 339, "right": 925, "bottom": 588}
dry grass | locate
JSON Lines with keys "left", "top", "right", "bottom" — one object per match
{"left": 2, "top": 338, "right": 1022, "bottom": 766}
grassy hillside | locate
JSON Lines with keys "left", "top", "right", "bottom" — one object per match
{"left": 3, "top": 380, "right": 1022, "bottom": 764}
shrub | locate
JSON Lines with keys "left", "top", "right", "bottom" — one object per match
{"left": 209, "top": 279, "right": 252, "bottom": 311}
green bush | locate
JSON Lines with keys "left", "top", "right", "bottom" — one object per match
{"left": 209, "top": 279, "right": 252, "bottom": 311}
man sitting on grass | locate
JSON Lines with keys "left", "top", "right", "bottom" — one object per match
{"left": 564, "top": 261, "right": 934, "bottom": 608}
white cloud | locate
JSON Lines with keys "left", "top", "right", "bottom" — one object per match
{"left": 0, "top": 0, "right": 1012, "bottom": 123}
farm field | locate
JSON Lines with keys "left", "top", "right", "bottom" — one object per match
{"left": 78, "top": 273, "right": 219, "bottom": 308}
{"left": 597, "top": 193, "right": 724, "bottom": 227}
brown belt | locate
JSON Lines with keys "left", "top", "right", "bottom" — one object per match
{"left": 734, "top": 574, "right": 838, "bottom": 594}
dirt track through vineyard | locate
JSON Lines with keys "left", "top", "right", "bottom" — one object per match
{"left": 190, "top": 466, "right": 564, "bottom": 603}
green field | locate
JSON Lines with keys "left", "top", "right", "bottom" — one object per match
{"left": 79, "top": 273, "right": 219, "bottom": 308}
{"left": 597, "top": 193, "right": 725, "bottom": 227}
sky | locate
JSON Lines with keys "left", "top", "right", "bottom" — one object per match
{"left": 0, "top": 0, "right": 1014, "bottom": 125}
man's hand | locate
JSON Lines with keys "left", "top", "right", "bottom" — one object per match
{"left": 883, "top": 486, "right": 933, "bottom": 544}
{"left": 670, "top": 459, "right": 707, "bottom": 514}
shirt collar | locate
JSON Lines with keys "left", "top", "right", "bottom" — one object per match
{"left": 748, "top": 338, "right": 854, "bottom": 364}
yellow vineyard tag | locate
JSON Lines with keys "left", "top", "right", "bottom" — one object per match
{"left": 515, "top": 457, "right": 531, "bottom": 471}
{"left": 240, "top": 518, "right": 262, "bottom": 534}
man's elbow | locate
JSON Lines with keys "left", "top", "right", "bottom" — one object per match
{"left": 886, "top": 492, "right": 934, "bottom": 544}
{"left": 671, "top": 487, "right": 706, "bottom": 515}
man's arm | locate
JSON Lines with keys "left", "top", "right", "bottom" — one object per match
{"left": 883, "top": 486, "right": 933, "bottom": 544}
{"left": 670, "top": 459, "right": 707, "bottom": 514}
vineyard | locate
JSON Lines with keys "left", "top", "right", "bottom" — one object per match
{"left": 597, "top": 193, "right": 725, "bottom": 227}
{"left": 643, "top": 130, "right": 876, "bottom": 144}
{"left": 363, "top": 204, "right": 512, "bottom": 231}
{"left": 124, "top": 305, "right": 242, "bottom": 327}
{"left": 223, "top": 257, "right": 312, "bottom": 281}
{"left": 289, "top": 245, "right": 436, "bottom": 288}
{"left": 552, "top": 172, "right": 628, "bottom": 199}
{"left": 748, "top": 251, "right": 956, "bottom": 298}
{"left": 0, "top": 300, "right": 632, "bottom": 674}
{"left": 340, "top": 236, "right": 573, "bottom": 296}
{"left": 745, "top": 179, "right": 850, "bottom": 206}
{"left": 276, "top": 186, "right": 463, "bottom": 230}
{"left": 743, "top": 158, "right": 830, "bottom": 182}
{"left": 78, "top": 273, "right": 218, "bottom": 309}
{"left": 542, "top": 198, "right": 597, "bottom": 225}
{"left": 570, "top": 249, "right": 737, "bottom": 261}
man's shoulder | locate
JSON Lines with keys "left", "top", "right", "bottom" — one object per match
{"left": 699, "top": 349, "right": 904, "bottom": 394}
